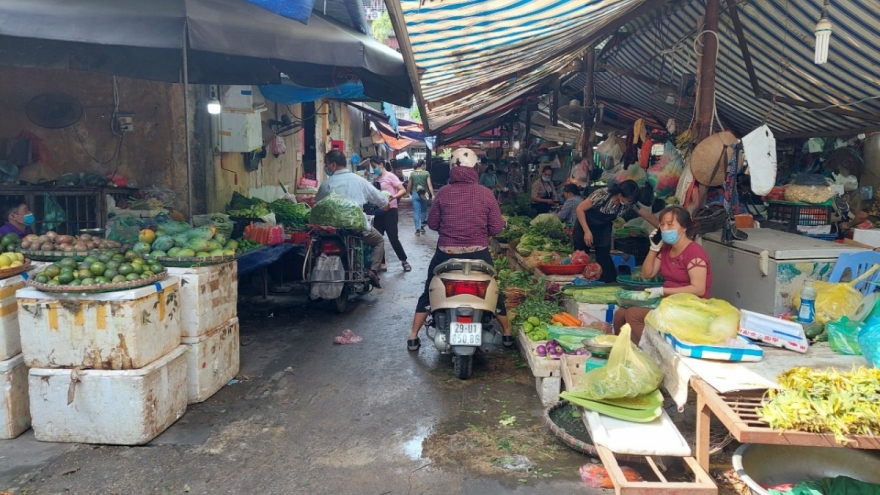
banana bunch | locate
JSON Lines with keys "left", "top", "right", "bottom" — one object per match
{"left": 675, "top": 128, "right": 695, "bottom": 149}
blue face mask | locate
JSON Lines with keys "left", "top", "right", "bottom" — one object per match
{"left": 22, "top": 213, "right": 35, "bottom": 226}
{"left": 542, "top": 176, "right": 552, "bottom": 182}
{"left": 373, "top": 168, "right": 383, "bottom": 175}
{"left": 661, "top": 229, "right": 680, "bottom": 244}
{"left": 324, "top": 166, "right": 333, "bottom": 177}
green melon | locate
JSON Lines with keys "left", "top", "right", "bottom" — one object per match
{"left": 152, "top": 235, "right": 174, "bottom": 252}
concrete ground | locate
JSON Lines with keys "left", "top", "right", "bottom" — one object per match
{"left": 1, "top": 210, "right": 603, "bottom": 495}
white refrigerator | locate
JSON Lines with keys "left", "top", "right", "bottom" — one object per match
{"left": 703, "top": 229, "right": 865, "bottom": 316}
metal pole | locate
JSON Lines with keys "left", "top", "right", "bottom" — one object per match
{"left": 582, "top": 49, "right": 596, "bottom": 158}
{"left": 695, "top": 0, "right": 720, "bottom": 141}
{"left": 182, "top": 21, "right": 194, "bottom": 221}
{"left": 550, "top": 77, "right": 560, "bottom": 126}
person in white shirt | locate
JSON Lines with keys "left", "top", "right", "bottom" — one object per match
{"left": 316, "top": 150, "right": 389, "bottom": 288}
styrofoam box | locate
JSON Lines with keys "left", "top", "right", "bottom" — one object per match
{"left": 167, "top": 262, "right": 237, "bottom": 338}
{"left": 0, "top": 353, "right": 30, "bottom": 439}
{"left": 182, "top": 317, "right": 240, "bottom": 404}
{"left": 853, "top": 229, "right": 880, "bottom": 248}
{"left": 739, "top": 309, "right": 810, "bottom": 353}
{"left": 664, "top": 333, "right": 764, "bottom": 362}
{"left": 17, "top": 278, "right": 182, "bottom": 370}
{"left": 29, "top": 345, "right": 187, "bottom": 445}
{"left": 0, "top": 275, "right": 25, "bottom": 360}
{"left": 563, "top": 298, "right": 616, "bottom": 328}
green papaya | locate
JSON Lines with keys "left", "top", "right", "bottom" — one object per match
{"left": 152, "top": 235, "right": 175, "bottom": 253}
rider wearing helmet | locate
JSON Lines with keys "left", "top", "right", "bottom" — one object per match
{"left": 405, "top": 148, "right": 513, "bottom": 351}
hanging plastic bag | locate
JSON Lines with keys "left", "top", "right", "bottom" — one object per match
{"left": 741, "top": 125, "right": 777, "bottom": 196}
{"left": 858, "top": 319, "right": 880, "bottom": 367}
{"left": 616, "top": 163, "right": 647, "bottom": 186}
{"left": 42, "top": 192, "right": 67, "bottom": 232}
{"left": 826, "top": 316, "right": 863, "bottom": 355}
{"left": 645, "top": 293, "right": 740, "bottom": 344}
{"left": 310, "top": 254, "right": 345, "bottom": 300}
{"left": 600, "top": 162, "right": 624, "bottom": 185}
{"left": 572, "top": 324, "right": 663, "bottom": 400}
{"left": 647, "top": 142, "right": 684, "bottom": 198}
{"left": 270, "top": 135, "right": 287, "bottom": 157}
{"left": 792, "top": 280, "right": 864, "bottom": 324}
{"left": 106, "top": 215, "right": 143, "bottom": 243}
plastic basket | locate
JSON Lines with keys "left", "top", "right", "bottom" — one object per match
{"left": 537, "top": 263, "right": 587, "bottom": 275}
{"left": 766, "top": 200, "right": 833, "bottom": 233}
{"left": 612, "top": 237, "right": 650, "bottom": 265}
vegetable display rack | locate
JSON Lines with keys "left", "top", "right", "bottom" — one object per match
{"left": 691, "top": 378, "right": 880, "bottom": 471}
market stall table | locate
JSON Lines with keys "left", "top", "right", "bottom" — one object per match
{"left": 236, "top": 243, "right": 296, "bottom": 298}
{"left": 640, "top": 327, "right": 879, "bottom": 471}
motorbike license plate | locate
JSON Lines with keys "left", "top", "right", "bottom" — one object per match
{"left": 450, "top": 322, "right": 482, "bottom": 346}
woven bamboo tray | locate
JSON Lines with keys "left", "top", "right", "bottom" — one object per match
{"left": 147, "top": 255, "right": 237, "bottom": 268}
{"left": 17, "top": 248, "right": 124, "bottom": 262}
{"left": 26, "top": 270, "right": 168, "bottom": 294}
{"left": 0, "top": 259, "right": 32, "bottom": 280}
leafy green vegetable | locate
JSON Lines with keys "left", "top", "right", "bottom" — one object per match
{"left": 230, "top": 191, "right": 264, "bottom": 210}
{"left": 513, "top": 295, "right": 562, "bottom": 328}
{"left": 529, "top": 214, "right": 568, "bottom": 241}
{"left": 500, "top": 193, "right": 535, "bottom": 217}
{"left": 268, "top": 200, "right": 310, "bottom": 228}
{"left": 309, "top": 193, "right": 367, "bottom": 230}
{"left": 565, "top": 286, "right": 620, "bottom": 304}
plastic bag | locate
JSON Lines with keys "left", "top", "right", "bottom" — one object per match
{"left": 599, "top": 163, "right": 624, "bottom": 186}
{"left": 616, "top": 163, "right": 647, "bottom": 187}
{"left": 647, "top": 142, "right": 684, "bottom": 198}
{"left": 309, "top": 254, "right": 345, "bottom": 300}
{"left": 192, "top": 213, "right": 234, "bottom": 238}
{"left": 580, "top": 464, "right": 643, "bottom": 489}
{"left": 42, "top": 192, "right": 67, "bottom": 232}
{"left": 826, "top": 316, "right": 863, "bottom": 355}
{"left": 645, "top": 293, "right": 740, "bottom": 344}
{"left": 106, "top": 215, "right": 143, "bottom": 243}
{"left": 784, "top": 184, "right": 834, "bottom": 204}
{"left": 575, "top": 324, "right": 663, "bottom": 399}
{"left": 333, "top": 329, "right": 363, "bottom": 345}
{"left": 792, "top": 281, "right": 863, "bottom": 324}
{"left": 858, "top": 319, "right": 880, "bottom": 367}
{"left": 832, "top": 173, "right": 858, "bottom": 193}
{"left": 309, "top": 193, "right": 367, "bottom": 230}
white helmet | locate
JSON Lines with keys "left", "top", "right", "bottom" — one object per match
{"left": 450, "top": 148, "right": 478, "bottom": 168}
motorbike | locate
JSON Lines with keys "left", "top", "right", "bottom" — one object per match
{"left": 425, "top": 258, "right": 504, "bottom": 379}
{"left": 302, "top": 226, "right": 372, "bottom": 313}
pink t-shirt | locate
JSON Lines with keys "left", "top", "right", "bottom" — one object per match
{"left": 659, "top": 241, "right": 713, "bottom": 298}
{"left": 378, "top": 173, "right": 403, "bottom": 209}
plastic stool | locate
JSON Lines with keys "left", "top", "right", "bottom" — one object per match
{"left": 610, "top": 251, "right": 637, "bottom": 276}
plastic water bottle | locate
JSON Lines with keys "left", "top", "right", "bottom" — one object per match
{"left": 797, "top": 280, "right": 817, "bottom": 324}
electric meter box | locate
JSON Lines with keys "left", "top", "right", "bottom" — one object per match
{"left": 220, "top": 85, "right": 264, "bottom": 110}
{"left": 219, "top": 108, "right": 266, "bottom": 152}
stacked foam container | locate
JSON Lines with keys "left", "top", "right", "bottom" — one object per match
{"left": 17, "top": 277, "right": 187, "bottom": 445}
{"left": 167, "top": 261, "right": 239, "bottom": 404}
{"left": 0, "top": 273, "right": 29, "bottom": 439}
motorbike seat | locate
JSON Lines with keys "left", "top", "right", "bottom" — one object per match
{"left": 434, "top": 259, "right": 496, "bottom": 277}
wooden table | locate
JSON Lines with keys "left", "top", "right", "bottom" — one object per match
{"left": 692, "top": 376, "right": 880, "bottom": 470}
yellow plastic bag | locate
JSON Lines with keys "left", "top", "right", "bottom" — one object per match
{"left": 575, "top": 324, "right": 663, "bottom": 400}
{"left": 645, "top": 293, "right": 740, "bottom": 344}
{"left": 793, "top": 281, "right": 862, "bottom": 324}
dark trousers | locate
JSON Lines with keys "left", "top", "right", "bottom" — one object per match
{"left": 373, "top": 208, "right": 407, "bottom": 262}
{"left": 572, "top": 222, "right": 616, "bottom": 283}
{"left": 416, "top": 248, "right": 506, "bottom": 315}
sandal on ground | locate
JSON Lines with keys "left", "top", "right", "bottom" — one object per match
{"left": 368, "top": 271, "right": 382, "bottom": 289}
{"left": 502, "top": 335, "right": 515, "bottom": 347}
{"left": 402, "top": 261, "right": 412, "bottom": 272}
{"left": 407, "top": 338, "right": 421, "bottom": 351}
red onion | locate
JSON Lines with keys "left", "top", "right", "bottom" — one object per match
{"left": 536, "top": 345, "right": 547, "bottom": 357}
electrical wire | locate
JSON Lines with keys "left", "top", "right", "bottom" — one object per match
{"left": 74, "top": 125, "right": 124, "bottom": 165}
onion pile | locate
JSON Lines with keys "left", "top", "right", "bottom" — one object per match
{"left": 20, "top": 233, "right": 123, "bottom": 252}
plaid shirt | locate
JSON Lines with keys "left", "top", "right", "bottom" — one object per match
{"left": 428, "top": 167, "right": 505, "bottom": 248}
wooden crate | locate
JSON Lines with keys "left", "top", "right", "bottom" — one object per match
{"left": 691, "top": 377, "right": 880, "bottom": 470}
{"left": 516, "top": 328, "right": 561, "bottom": 406}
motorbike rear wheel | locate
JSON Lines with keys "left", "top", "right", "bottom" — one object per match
{"left": 332, "top": 285, "right": 350, "bottom": 314}
{"left": 453, "top": 354, "right": 473, "bottom": 380}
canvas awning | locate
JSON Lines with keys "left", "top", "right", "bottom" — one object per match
{"left": 387, "top": 0, "right": 667, "bottom": 133}
{"left": 0, "top": 0, "right": 413, "bottom": 105}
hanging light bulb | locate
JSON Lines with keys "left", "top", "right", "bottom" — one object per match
{"left": 814, "top": 2, "right": 833, "bottom": 64}
{"left": 207, "top": 86, "right": 222, "bottom": 114}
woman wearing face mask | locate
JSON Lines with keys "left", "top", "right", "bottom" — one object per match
{"left": 612, "top": 206, "right": 713, "bottom": 343}
{"left": 479, "top": 164, "right": 500, "bottom": 193}
{"left": 374, "top": 162, "right": 411, "bottom": 272}
{"left": 0, "top": 202, "right": 35, "bottom": 238}
{"left": 573, "top": 180, "right": 658, "bottom": 283}
{"left": 530, "top": 166, "right": 558, "bottom": 214}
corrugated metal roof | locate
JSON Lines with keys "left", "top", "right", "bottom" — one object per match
{"left": 388, "top": 0, "right": 651, "bottom": 133}
{"left": 567, "top": 0, "right": 880, "bottom": 137}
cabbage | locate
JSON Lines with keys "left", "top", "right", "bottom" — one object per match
{"left": 645, "top": 293, "right": 740, "bottom": 344}
{"left": 309, "top": 193, "right": 367, "bottom": 230}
